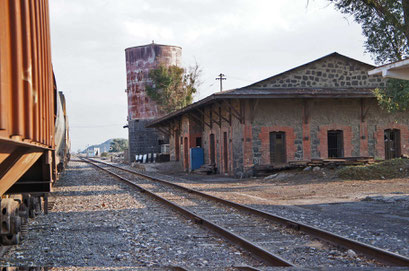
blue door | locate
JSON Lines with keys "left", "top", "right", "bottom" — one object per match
{"left": 190, "top": 148, "right": 204, "bottom": 171}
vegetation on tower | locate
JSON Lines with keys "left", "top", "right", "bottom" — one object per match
{"left": 145, "top": 63, "right": 201, "bottom": 113}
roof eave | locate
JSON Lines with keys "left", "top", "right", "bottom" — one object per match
{"left": 146, "top": 92, "right": 375, "bottom": 128}
{"left": 368, "top": 59, "right": 409, "bottom": 80}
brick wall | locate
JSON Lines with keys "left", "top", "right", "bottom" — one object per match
{"left": 309, "top": 99, "right": 361, "bottom": 158}
{"left": 165, "top": 97, "right": 409, "bottom": 176}
{"left": 374, "top": 124, "right": 409, "bottom": 159}
{"left": 317, "top": 124, "right": 353, "bottom": 158}
{"left": 258, "top": 126, "right": 296, "bottom": 164}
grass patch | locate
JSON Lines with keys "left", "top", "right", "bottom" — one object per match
{"left": 337, "top": 158, "right": 409, "bottom": 180}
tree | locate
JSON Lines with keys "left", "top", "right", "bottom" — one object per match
{"left": 329, "top": 0, "right": 409, "bottom": 112}
{"left": 109, "top": 139, "right": 128, "bottom": 152}
{"left": 373, "top": 78, "right": 409, "bottom": 112}
{"left": 329, "top": 0, "right": 409, "bottom": 64}
{"left": 145, "top": 63, "right": 201, "bottom": 113}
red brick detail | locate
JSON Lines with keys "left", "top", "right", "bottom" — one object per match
{"left": 317, "top": 125, "right": 352, "bottom": 158}
{"left": 374, "top": 124, "right": 409, "bottom": 159}
{"left": 243, "top": 125, "right": 253, "bottom": 168}
{"left": 360, "top": 122, "right": 368, "bottom": 156}
{"left": 189, "top": 132, "right": 201, "bottom": 148}
{"left": 259, "top": 126, "right": 296, "bottom": 164}
{"left": 302, "top": 122, "right": 311, "bottom": 160}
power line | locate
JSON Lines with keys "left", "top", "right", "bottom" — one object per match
{"left": 71, "top": 124, "right": 123, "bottom": 128}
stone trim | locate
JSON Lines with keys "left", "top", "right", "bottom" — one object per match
{"left": 243, "top": 125, "right": 253, "bottom": 169}
{"left": 360, "top": 122, "right": 369, "bottom": 156}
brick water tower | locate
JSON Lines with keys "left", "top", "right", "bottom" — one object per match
{"left": 125, "top": 42, "right": 182, "bottom": 162}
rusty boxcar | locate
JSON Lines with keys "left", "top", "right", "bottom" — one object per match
{"left": 0, "top": 0, "right": 70, "bottom": 244}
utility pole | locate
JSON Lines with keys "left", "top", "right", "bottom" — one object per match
{"left": 216, "top": 73, "right": 226, "bottom": 92}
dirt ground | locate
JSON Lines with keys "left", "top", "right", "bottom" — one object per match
{"left": 155, "top": 167, "right": 409, "bottom": 206}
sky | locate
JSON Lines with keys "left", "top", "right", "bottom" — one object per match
{"left": 48, "top": 0, "right": 374, "bottom": 152}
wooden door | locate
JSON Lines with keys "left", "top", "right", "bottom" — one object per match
{"left": 270, "top": 132, "right": 286, "bottom": 164}
{"left": 384, "top": 129, "right": 401, "bottom": 159}
{"left": 175, "top": 132, "right": 180, "bottom": 161}
{"left": 223, "top": 132, "right": 228, "bottom": 173}
{"left": 209, "top": 134, "right": 215, "bottom": 165}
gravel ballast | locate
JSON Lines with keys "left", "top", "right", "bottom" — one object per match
{"left": 118, "top": 163, "right": 409, "bottom": 261}
{"left": 0, "top": 160, "right": 266, "bottom": 269}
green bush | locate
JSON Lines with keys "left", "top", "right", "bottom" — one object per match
{"left": 337, "top": 158, "right": 409, "bottom": 180}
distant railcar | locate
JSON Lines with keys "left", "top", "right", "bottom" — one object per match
{"left": 0, "top": 0, "right": 69, "bottom": 244}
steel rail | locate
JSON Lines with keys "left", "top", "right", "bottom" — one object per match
{"left": 81, "top": 158, "right": 294, "bottom": 267}
{"left": 90, "top": 158, "right": 409, "bottom": 267}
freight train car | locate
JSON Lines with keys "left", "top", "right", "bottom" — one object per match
{"left": 0, "top": 0, "right": 70, "bottom": 244}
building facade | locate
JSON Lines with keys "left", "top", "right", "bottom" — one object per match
{"left": 148, "top": 53, "right": 409, "bottom": 176}
{"left": 125, "top": 43, "right": 182, "bottom": 161}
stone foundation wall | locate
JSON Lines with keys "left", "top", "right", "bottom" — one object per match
{"left": 252, "top": 54, "right": 385, "bottom": 89}
{"left": 128, "top": 119, "right": 162, "bottom": 162}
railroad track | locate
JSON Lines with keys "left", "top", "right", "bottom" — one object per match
{"left": 82, "top": 158, "right": 409, "bottom": 268}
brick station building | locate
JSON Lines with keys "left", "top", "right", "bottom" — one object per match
{"left": 147, "top": 53, "right": 409, "bottom": 176}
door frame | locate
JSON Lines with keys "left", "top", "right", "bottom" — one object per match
{"left": 269, "top": 131, "right": 287, "bottom": 164}
{"left": 384, "top": 129, "right": 401, "bottom": 160}
{"left": 327, "top": 130, "right": 344, "bottom": 158}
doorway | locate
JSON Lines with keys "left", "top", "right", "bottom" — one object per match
{"left": 384, "top": 129, "right": 401, "bottom": 159}
{"left": 183, "top": 137, "right": 188, "bottom": 170}
{"left": 175, "top": 132, "right": 180, "bottom": 161}
{"left": 195, "top": 137, "right": 202, "bottom": 148}
{"left": 209, "top": 134, "right": 215, "bottom": 165}
{"left": 223, "top": 132, "right": 228, "bottom": 173}
{"left": 328, "top": 130, "right": 343, "bottom": 158}
{"left": 270, "top": 132, "right": 286, "bottom": 164}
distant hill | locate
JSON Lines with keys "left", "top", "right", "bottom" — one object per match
{"left": 82, "top": 138, "right": 126, "bottom": 153}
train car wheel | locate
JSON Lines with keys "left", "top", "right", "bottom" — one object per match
{"left": 1, "top": 233, "right": 20, "bottom": 246}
